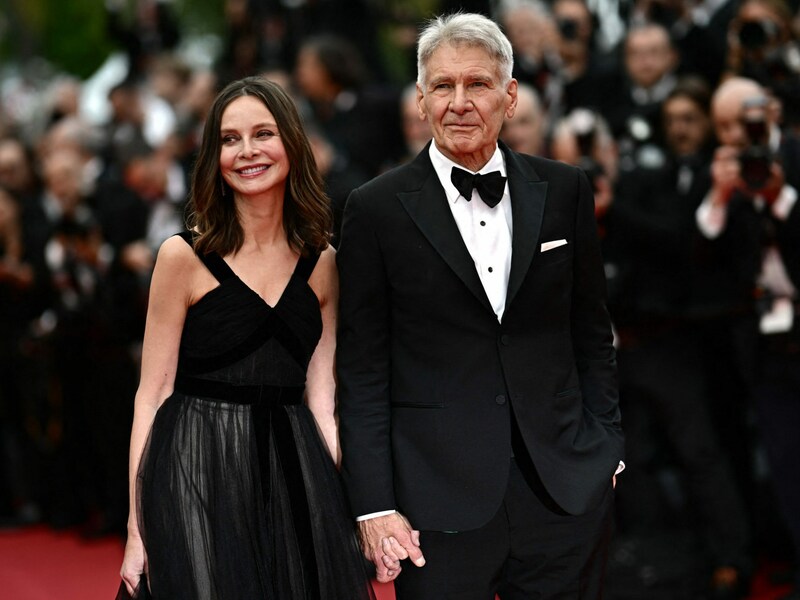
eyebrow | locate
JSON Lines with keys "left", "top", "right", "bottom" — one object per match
{"left": 220, "top": 121, "right": 278, "bottom": 133}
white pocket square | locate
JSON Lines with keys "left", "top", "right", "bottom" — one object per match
{"left": 541, "top": 239, "right": 568, "bottom": 252}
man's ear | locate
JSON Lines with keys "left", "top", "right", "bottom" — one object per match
{"left": 505, "top": 79, "right": 519, "bottom": 120}
{"left": 416, "top": 84, "right": 428, "bottom": 121}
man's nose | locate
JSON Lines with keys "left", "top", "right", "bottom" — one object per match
{"left": 450, "top": 86, "right": 472, "bottom": 113}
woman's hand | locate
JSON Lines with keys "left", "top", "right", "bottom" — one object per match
{"left": 120, "top": 535, "right": 148, "bottom": 596}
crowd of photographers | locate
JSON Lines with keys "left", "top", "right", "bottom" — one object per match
{"left": 499, "top": 0, "right": 800, "bottom": 597}
{"left": 0, "top": 0, "right": 799, "bottom": 598}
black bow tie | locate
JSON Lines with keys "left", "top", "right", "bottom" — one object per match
{"left": 450, "top": 167, "right": 506, "bottom": 208}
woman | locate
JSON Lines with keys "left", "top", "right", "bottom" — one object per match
{"left": 117, "top": 76, "right": 374, "bottom": 599}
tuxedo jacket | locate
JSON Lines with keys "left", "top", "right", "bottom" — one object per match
{"left": 336, "top": 141, "right": 624, "bottom": 532}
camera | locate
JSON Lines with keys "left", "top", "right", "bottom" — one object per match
{"left": 557, "top": 18, "right": 579, "bottom": 41}
{"left": 738, "top": 19, "right": 780, "bottom": 50}
{"left": 738, "top": 97, "right": 774, "bottom": 190}
{"left": 567, "top": 109, "right": 605, "bottom": 188}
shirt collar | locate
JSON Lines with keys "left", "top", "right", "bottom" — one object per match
{"left": 429, "top": 142, "right": 507, "bottom": 204}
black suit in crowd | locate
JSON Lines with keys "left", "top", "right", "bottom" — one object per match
{"left": 337, "top": 141, "right": 624, "bottom": 598}
{"left": 696, "top": 135, "right": 800, "bottom": 589}
{"left": 605, "top": 152, "right": 752, "bottom": 575}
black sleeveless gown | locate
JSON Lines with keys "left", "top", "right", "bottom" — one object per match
{"left": 117, "top": 232, "right": 375, "bottom": 600}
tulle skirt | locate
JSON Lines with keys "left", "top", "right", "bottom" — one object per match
{"left": 116, "top": 391, "right": 375, "bottom": 600}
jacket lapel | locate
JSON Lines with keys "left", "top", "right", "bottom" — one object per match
{"left": 397, "top": 149, "right": 493, "bottom": 313}
{"left": 503, "top": 145, "right": 548, "bottom": 310}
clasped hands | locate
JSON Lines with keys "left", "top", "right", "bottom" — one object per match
{"left": 357, "top": 512, "right": 426, "bottom": 583}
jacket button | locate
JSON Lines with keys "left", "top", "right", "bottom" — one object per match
{"left": 495, "top": 394, "right": 506, "bottom": 405}
{"left": 500, "top": 334, "right": 510, "bottom": 345}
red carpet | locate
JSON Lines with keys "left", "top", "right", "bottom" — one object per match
{"left": 0, "top": 526, "right": 395, "bottom": 600}
{"left": 0, "top": 525, "right": 792, "bottom": 600}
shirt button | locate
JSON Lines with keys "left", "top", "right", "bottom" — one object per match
{"left": 480, "top": 221, "right": 486, "bottom": 226}
{"left": 495, "top": 394, "right": 506, "bottom": 405}
{"left": 488, "top": 267, "right": 493, "bottom": 273}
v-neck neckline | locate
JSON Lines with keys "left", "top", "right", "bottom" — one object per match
{"left": 222, "top": 254, "right": 303, "bottom": 310}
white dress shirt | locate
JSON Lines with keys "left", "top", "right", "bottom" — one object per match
{"left": 429, "top": 142, "right": 513, "bottom": 322}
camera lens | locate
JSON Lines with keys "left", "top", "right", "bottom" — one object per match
{"left": 558, "top": 19, "right": 579, "bottom": 40}
{"left": 738, "top": 20, "right": 776, "bottom": 50}
{"left": 739, "top": 147, "right": 772, "bottom": 189}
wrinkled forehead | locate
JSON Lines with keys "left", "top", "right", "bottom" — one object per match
{"left": 423, "top": 42, "right": 503, "bottom": 79}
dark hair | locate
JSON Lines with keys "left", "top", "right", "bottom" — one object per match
{"left": 301, "top": 34, "right": 368, "bottom": 90}
{"left": 665, "top": 76, "right": 712, "bottom": 114}
{"left": 187, "top": 75, "right": 331, "bottom": 256}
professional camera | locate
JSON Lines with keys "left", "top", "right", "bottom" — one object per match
{"left": 557, "top": 18, "right": 580, "bottom": 41}
{"left": 566, "top": 109, "right": 606, "bottom": 188}
{"left": 738, "top": 19, "right": 780, "bottom": 50}
{"left": 737, "top": 18, "right": 800, "bottom": 128}
{"left": 738, "top": 97, "right": 775, "bottom": 190}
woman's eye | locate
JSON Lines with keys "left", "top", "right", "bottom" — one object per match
{"left": 257, "top": 130, "right": 276, "bottom": 138}
{"left": 222, "top": 135, "right": 238, "bottom": 144}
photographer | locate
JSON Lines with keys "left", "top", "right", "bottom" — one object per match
{"left": 551, "top": 0, "right": 619, "bottom": 116}
{"left": 605, "top": 77, "right": 753, "bottom": 598}
{"left": 550, "top": 108, "right": 617, "bottom": 222}
{"left": 725, "top": 0, "right": 800, "bottom": 131}
{"left": 697, "top": 76, "right": 800, "bottom": 600}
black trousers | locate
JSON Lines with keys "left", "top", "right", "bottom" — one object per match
{"left": 754, "top": 342, "right": 800, "bottom": 588}
{"left": 613, "top": 326, "right": 751, "bottom": 572}
{"left": 393, "top": 458, "right": 614, "bottom": 600}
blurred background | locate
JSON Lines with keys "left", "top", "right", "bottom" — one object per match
{"left": 1, "top": 0, "right": 799, "bottom": 599}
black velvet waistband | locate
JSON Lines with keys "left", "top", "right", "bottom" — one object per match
{"left": 173, "top": 374, "right": 304, "bottom": 405}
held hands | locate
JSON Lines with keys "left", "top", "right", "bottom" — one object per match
{"left": 120, "top": 534, "right": 148, "bottom": 596}
{"left": 357, "top": 512, "right": 425, "bottom": 583}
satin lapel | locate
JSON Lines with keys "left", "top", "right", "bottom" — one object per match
{"left": 397, "top": 163, "right": 493, "bottom": 313}
{"left": 504, "top": 148, "right": 548, "bottom": 311}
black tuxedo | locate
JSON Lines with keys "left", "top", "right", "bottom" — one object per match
{"left": 336, "top": 142, "right": 623, "bottom": 536}
{"left": 695, "top": 135, "right": 800, "bottom": 590}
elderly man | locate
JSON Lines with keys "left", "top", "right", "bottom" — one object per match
{"left": 337, "top": 12, "right": 623, "bottom": 599}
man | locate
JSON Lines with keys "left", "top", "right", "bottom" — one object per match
{"left": 605, "top": 77, "right": 752, "bottom": 598}
{"left": 602, "top": 23, "right": 678, "bottom": 152}
{"left": 337, "top": 13, "right": 623, "bottom": 599}
{"left": 500, "top": 82, "right": 548, "bottom": 158}
{"left": 697, "top": 76, "right": 800, "bottom": 600}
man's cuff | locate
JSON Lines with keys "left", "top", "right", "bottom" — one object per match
{"left": 615, "top": 461, "right": 625, "bottom": 475}
{"left": 771, "top": 184, "right": 798, "bottom": 221}
{"left": 356, "top": 509, "right": 397, "bottom": 522}
{"left": 696, "top": 193, "right": 727, "bottom": 239}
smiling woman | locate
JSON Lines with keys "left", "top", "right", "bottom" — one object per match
{"left": 218, "top": 96, "right": 289, "bottom": 203}
{"left": 114, "top": 76, "right": 375, "bottom": 600}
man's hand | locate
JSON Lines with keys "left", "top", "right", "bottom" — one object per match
{"left": 358, "top": 512, "right": 425, "bottom": 582}
{"left": 710, "top": 145, "right": 741, "bottom": 207}
{"left": 758, "top": 161, "right": 786, "bottom": 205}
